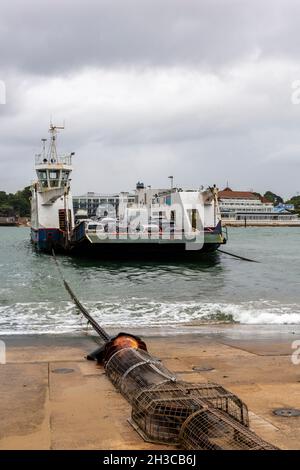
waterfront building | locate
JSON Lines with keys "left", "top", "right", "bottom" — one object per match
{"left": 73, "top": 192, "right": 136, "bottom": 217}
{"left": 73, "top": 183, "right": 168, "bottom": 218}
{"left": 219, "top": 187, "right": 299, "bottom": 226}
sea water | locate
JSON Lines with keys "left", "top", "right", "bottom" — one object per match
{"left": 0, "top": 226, "right": 300, "bottom": 334}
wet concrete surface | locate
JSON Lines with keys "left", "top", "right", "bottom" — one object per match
{"left": 0, "top": 332, "right": 300, "bottom": 449}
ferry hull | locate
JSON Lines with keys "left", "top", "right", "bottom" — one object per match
{"left": 68, "top": 220, "right": 226, "bottom": 260}
{"left": 69, "top": 239, "right": 222, "bottom": 260}
{"left": 31, "top": 228, "right": 64, "bottom": 252}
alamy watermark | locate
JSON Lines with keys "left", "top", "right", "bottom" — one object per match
{"left": 0, "top": 80, "right": 6, "bottom": 104}
{"left": 0, "top": 340, "right": 6, "bottom": 364}
{"left": 86, "top": 201, "right": 206, "bottom": 250}
{"left": 291, "top": 340, "right": 300, "bottom": 365}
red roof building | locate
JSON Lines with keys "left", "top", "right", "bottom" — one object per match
{"left": 218, "top": 187, "right": 260, "bottom": 200}
{"left": 218, "top": 187, "right": 299, "bottom": 225}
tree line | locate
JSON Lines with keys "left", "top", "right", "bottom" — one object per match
{"left": 0, "top": 187, "right": 31, "bottom": 218}
{"left": 263, "top": 191, "right": 300, "bottom": 214}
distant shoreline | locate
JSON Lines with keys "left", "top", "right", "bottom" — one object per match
{"left": 2, "top": 221, "right": 300, "bottom": 228}
{"left": 0, "top": 218, "right": 30, "bottom": 227}
{"left": 223, "top": 222, "right": 300, "bottom": 227}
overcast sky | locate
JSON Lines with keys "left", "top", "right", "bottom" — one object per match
{"left": 1, "top": 0, "right": 300, "bottom": 198}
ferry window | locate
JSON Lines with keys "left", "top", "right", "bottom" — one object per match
{"left": 37, "top": 170, "right": 47, "bottom": 180}
{"left": 37, "top": 171, "right": 48, "bottom": 188}
{"left": 49, "top": 171, "right": 59, "bottom": 179}
{"left": 49, "top": 170, "right": 60, "bottom": 187}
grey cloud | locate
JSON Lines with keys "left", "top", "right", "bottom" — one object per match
{"left": 1, "top": 0, "right": 300, "bottom": 199}
{"left": 0, "top": 0, "right": 299, "bottom": 75}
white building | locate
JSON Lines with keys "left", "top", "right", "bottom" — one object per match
{"left": 74, "top": 182, "right": 220, "bottom": 232}
{"left": 219, "top": 187, "right": 299, "bottom": 226}
{"left": 73, "top": 191, "right": 136, "bottom": 217}
{"left": 73, "top": 183, "right": 174, "bottom": 218}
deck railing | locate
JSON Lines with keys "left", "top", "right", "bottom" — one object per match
{"left": 35, "top": 154, "right": 73, "bottom": 166}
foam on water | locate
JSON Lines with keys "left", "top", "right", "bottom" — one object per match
{"left": 1, "top": 299, "right": 300, "bottom": 334}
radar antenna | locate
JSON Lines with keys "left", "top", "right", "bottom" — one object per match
{"left": 48, "top": 123, "right": 64, "bottom": 163}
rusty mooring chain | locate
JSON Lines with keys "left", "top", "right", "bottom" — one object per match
{"left": 52, "top": 249, "right": 110, "bottom": 342}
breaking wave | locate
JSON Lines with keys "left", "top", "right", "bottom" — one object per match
{"left": 1, "top": 299, "right": 300, "bottom": 334}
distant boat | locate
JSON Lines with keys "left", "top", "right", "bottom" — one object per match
{"left": 0, "top": 216, "right": 18, "bottom": 226}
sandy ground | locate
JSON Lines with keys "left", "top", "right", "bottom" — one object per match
{"left": 0, "top": 328, "right": 300, "bottom": 450}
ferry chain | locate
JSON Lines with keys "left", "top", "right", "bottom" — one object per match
{"left": 217, "top": 249, "right": 260, "bottom": 263}
{"left": 51, "top": 249, "right": 110, "bottom": 342}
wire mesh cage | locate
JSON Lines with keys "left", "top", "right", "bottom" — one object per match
{"left": 179, "top": 407, "right": 278, "bottom": 450}
{"left": 186, "top": 382, "right": 249, "bottom": 426}
{"left": 130, "top": 381, "right": 249, "bottom": 445}
{"left": 104, "top": 344, "right": 277, "bottom": 450}
{"left": 131, "top": 395, "right": 203, "bottom": 444}
{"left": 105, "top": 347, "right": 176, "bottom": 402}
